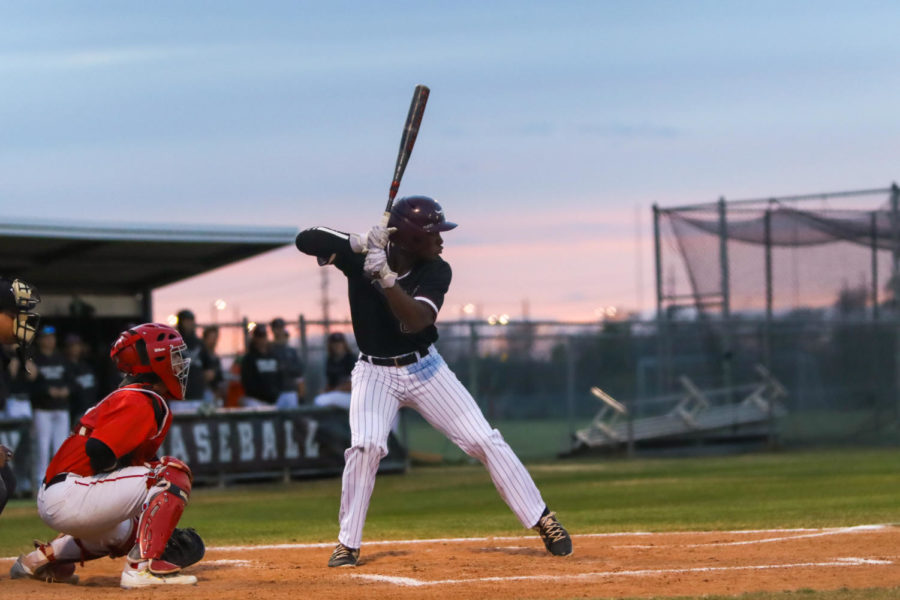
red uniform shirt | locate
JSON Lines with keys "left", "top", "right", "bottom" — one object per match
{"left": 44, "top": 384, "right": 172, "bottom": 481}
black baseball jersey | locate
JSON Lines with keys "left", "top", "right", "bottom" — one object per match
{"left": 196, "top": 345, "right": 224, "bottom": 390}
{"left": 326, "top": 351, "right": 356, "bottom": 389}
{"left": 31, "top": 351, "right": 73, "bottom": 411}
{"left": 65, "top": 357, "right": 98, "bottom": 421}
{"left": 240, "top": 347, "right": 281, "bottom": 404}
{"left": 271, "top": 342, "right": 304, "bottom": 392}
{"left": 295, "top": 227, "right": 451, "bottom": 357}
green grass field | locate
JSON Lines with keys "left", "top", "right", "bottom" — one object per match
{"left": 2, "top": 447, "right": 899, "bottom": 599}
{"left": 403, "top": 414, "right": 584, "bottom": 461}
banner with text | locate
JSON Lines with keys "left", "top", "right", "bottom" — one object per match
{"left": 158, "top": 406, "right": 407, "bottom": 483}
{"left": 0, "top": 407, "right": 406, "bottom": 492}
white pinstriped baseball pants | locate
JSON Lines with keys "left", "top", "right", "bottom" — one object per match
{"left": 338, "top": 347, "right": 546, "bottom": 549}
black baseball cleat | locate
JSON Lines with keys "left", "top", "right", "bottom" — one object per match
{"left": 327, "top": 543, "right": 360, "bottom": 567}
{"left": 533, "top": 510, "right": 573, "bottom": 556}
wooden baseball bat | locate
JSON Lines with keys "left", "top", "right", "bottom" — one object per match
{"left": 382, "top": 84, "right": 430, "bottom": 225}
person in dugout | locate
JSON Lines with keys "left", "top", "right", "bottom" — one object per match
{"left": 240, "top": 324, "right": 282, "bottom": 406}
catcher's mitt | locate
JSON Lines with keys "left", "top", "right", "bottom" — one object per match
{"left": 160, "top": 527, "right": 205, "bottom": 568}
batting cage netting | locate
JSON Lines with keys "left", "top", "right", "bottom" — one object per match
{"left": 653, "top": 184, "right": 900, "bottom": 446}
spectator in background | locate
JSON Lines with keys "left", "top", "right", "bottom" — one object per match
{"left": 30, "top": 325, "right": 72, "bottom": 490}
{"left": 324, "top": 332, "right": 355, "bottom": 392}
{"left": 314, "top": 332, "right": 355, "bottom": 411}
{"left": 62, "top": 333, "right": 97, "bottom": 422}
{"left": 240, "top": 324, "right": 281, "bottom": 407}
{"left": 6, "top": 347, "right": 37, "bottom": 419}
{"left": 269, "top": 318, "right": 305, "bottom": 409}
{"left": 198, "top": 325, "right": 224, "bottom": 405}
{"left": 5, "top": 349, "right": 36, "bottom": 491}
{"left": 176, "top": 309, "right": 206, "bottom": 401}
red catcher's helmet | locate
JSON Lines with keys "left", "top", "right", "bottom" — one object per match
{"left": 110, "top": 323, "right": 190, "bottom": 400}
{"left": 388, "top": 195, "right": 457, "bottom": 252}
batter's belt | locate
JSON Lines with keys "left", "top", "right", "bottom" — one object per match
{"left": 359, "top": 347, "right": 429, "bottom": 367}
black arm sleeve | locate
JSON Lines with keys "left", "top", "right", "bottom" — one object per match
{"left": 85, "top": 438, "right": 117, "bottom": 474}
{"left": 295, "top": 226, "right": 350, "bottom": 256}
{"left": 295, "top": 227, "right": 361, "bottom": 274}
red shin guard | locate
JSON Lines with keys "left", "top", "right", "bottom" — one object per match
{"left": 137, "top": 458, "right": 193, "bottom": 574}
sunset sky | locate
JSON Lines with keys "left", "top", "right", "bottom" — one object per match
{"left": 2, "top": 1, "right": 899, "bottom": 328}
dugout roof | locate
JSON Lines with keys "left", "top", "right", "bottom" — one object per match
{"left": 0, "top": 217, "right": 299, "bottom": 295}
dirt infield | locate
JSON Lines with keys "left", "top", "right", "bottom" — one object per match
{"left": 3, "top": 524, "right": 899, "bottom": 599}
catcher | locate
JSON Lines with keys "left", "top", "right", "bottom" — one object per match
{"left": 10, "top": 323, "right": 205, "bottom": 588}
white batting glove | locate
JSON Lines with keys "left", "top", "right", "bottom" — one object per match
{"left": 349, "top": 225, "right": 397, "bottom": 254}
{"left": 366, "top": 225, "right": 396, "bottom": 250}
{"left": 374, "top": 262, "right": 398, "bottom": 288}
{"left": 364, "top": 247, "right": 387, "bottom": 273}
{"left": 363, "top": 248, "right": 397, "bottom": 288}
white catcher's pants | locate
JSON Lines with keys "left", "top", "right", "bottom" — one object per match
{"left": 338, "top": 347, "right": 546, "bottom": 549}
{"left": 36, "top": 466, "right": 160, "bottom": 561}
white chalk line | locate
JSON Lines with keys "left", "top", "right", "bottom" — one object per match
{"left": 201, "top": 523, "right": 892, "bottom": 553}
{"left": 615, "top": 524, "right": 890, "bottom": 549}
{"left": 0, "top": 523, "right": 893, "bottom": 562}
{"left": 352, "top": 557, "right": 895, "bottom": 587}
{"left": 201, "top": 559, "right": 253, "bottom": 567}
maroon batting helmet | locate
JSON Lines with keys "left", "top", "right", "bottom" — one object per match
{"left": 388, "top": 196, "right": 457, "bottom": 252}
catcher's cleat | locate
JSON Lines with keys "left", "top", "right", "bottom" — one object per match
{"left": 327, "top": 543, "right": 359, "bottom": 568}
{"left": 120, "top": 567, "right": 198, "bottom": 589}
{"left": 533, "top": 510, "right": 573, "bottom": 557}
{"left": 10, "top": 555, "right": 79, "bottom": 584}
{"left": 148, "top": 558, "right": 183, "bottom": 575}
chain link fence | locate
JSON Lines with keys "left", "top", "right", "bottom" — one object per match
{"left": 207, "top": 311, "right": 900, "bottom": 461}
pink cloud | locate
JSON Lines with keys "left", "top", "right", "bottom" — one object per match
{"left": 153, "top": 212, "right": 655, "bottom": 347}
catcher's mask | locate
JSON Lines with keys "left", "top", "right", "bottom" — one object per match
{"left": 388, "top": 195, "right": 457, "bottom": 254}
{"left": 110, "top": 323, "right": 191, "bottom": 400}
{"left": 0, "top": 277, "right": 41, "bottom": 350}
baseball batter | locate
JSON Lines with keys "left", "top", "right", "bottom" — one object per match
{"left": 295, "top": 195, "right": 572, "bottom": 567}
{"left": 0, "top": 276, "right": 41, "bottom": 517}
{"left": 10, "top": 323, "right": 204, "bottom": 588}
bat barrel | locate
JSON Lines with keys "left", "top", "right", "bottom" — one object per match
{"left": 384, "top": 85, "right": 429, "bottom": 220}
